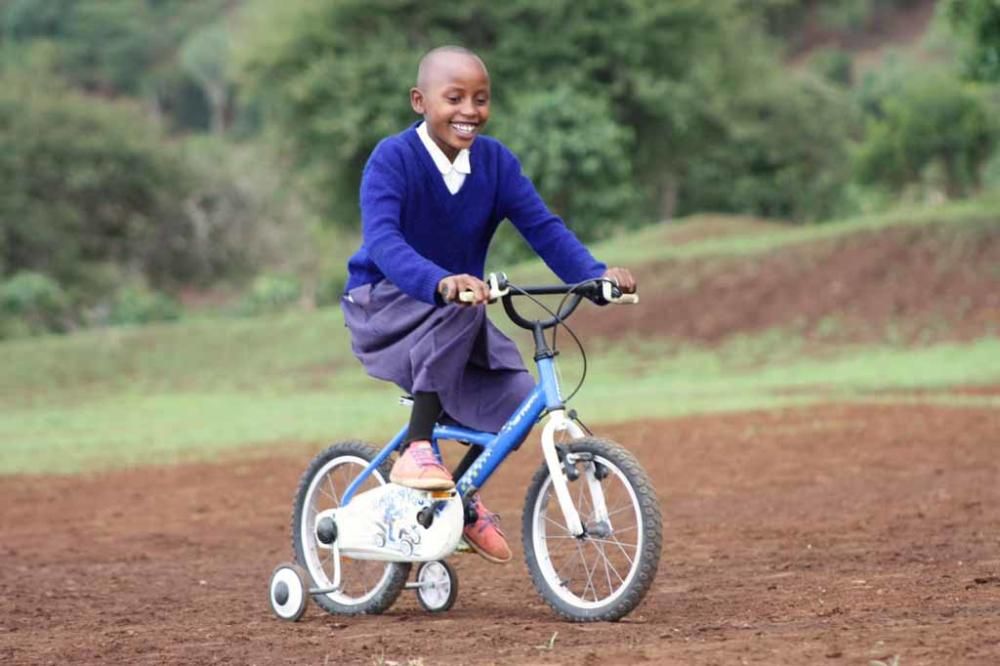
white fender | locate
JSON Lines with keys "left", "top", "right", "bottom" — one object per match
{"left": 317, "top": 485, "right": 464, "bottom": 562}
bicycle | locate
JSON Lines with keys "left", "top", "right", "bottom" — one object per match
{"left": 268, "top": 273, "right": 662, "bottom": 622}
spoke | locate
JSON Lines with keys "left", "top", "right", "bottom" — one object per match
{"left": 576, "top": 540, "right": 597, "bottom": 601}
{"left": 610, "top": 524, "right": 637, "bottom": 535}
{"left": 585, "top": 536, "right": 637, "bottom": 549}
{"left": 325, "top": 474, "right": 341, "bottom": 506}
{"left": 606, "top": 504, "right": 637, "bottom": 519}
{"left": 316, "top": 477, "right": 337, "bottom": 502}
{"left": 543, "top": 513, "right": 569, "bottom": 534}
{"left": 604, "top": 496, "right": 634, "bottom": 518}
{"left": 593, "top": 540, "right": 614, "bottom": 597}
{"left": 556, "top": 542, "right": 583, "bottom": 584}
{"left": 601, "top": 544, "right": 627, "bottom": 586}
{"left": 607, "top": 534, "right": 637, "bottom": 567}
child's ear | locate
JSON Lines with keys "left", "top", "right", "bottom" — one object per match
{"left": 410, "top": 87, "right": 425, "bottom": 114}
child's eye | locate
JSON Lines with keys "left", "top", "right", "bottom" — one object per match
{"left": 447, "top": 96, "right": 460, "bottom": 103}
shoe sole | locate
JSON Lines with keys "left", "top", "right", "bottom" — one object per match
{"left": 463, "top": 536, "right": 512, "bottom": 565}
{"left": 389, "top": 473, "right": 455, "bottom": 491}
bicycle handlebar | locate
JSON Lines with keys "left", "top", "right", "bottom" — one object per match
{"left": 458, "top": 272, "right": 638, "bottom": 331}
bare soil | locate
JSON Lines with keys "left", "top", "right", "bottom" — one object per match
{"left": 2, "top": 403, "right": 999, "bottom": 665}
{"left": 572, "top": 220, "right": 1000, "bottom": 346}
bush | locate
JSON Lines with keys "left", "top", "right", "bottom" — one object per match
{"left": 490, "top": 85, "right": 641, "bottom": 244}
{"left": 681, "top": 72, "right": 856, "bottom": 221}
{"left": 106, "top": 285, "right": 181, "bottom": 326}
{"left": 809, "top": 48, "right": 854, "bottom": 86}
{"left": 0, "top": 271, "right": 70, "bottom": 337}
{"left": 855, "top": 70, "right": 999, "bottom": 197}
{"left": 238, "top": 274, "right": 302, "bottom": 315}
{"left": 0, "top": 71, "right": 191, "bottom": 296}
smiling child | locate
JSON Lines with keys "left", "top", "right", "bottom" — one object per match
{"left": 341, "top": 46, "right": 636, "bottom": 563}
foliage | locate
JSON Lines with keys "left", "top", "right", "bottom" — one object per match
{"left": 945, "top": 0, "right": 1000, "bottom": 83}
{"left": 489, "top": 85, "right": 640, "bottom": 241}
{"left": 0, "top": 72, "right": 191, "bottom": 302}
{"left": 855, "top": 68, "right": 999, "bottom": 197}
{"left": 753, "top": 0, "right": 929, "bottom": 46}
{"left": 682, "top": 72, "right": 856, "bottom": 221}
{"left": 0, "top": 71, "right": 316, "bottom": 334}
{"left": 0, "top": 271, "right": 69, "bottom": 337}
{"left": 808, "top": 47, "right": 854, "bottom": 86}
{"left": 106, "top": 284, "right": 181, "bottom": 326}
{"left": 239, "top": 0, "right": 849, "bottom": 228}
{"left": 238, "top": 274, "right": 302, "bottom": 315}
{"left": 179, "top": 22, "right": 233, "bottom": 135}
{"left": 0, "top": 0, "right": 233, "bottom": 131}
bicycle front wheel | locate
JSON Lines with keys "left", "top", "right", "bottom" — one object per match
{"left": 522, "top": 437, "right": 662, "bottom": 621}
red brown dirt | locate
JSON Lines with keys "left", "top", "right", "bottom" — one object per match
{"left": 2, "top": 403, "right": 999, "bottom": 665}
{"left": 788, "top": 0, "right": 938, "bottom": 63}
{"left": 571, "top": 220, "right": 1000, "bottom": 346}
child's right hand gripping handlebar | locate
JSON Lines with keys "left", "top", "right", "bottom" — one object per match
{"left": 459, "top": 272, "right": 639, "bottom": 305}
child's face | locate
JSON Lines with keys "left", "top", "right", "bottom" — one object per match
{"left": 410, "top": 53, "right": 490, "bottom": 162}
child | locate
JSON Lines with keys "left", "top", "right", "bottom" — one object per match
{"left": 341, "top": 46, "right": 636, "bottom": 564}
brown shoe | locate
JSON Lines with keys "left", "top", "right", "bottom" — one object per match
{"left": 389, "top": 442, "right": 454, "bottom": 490}
{"left": 463, "top": 495, "right": 512, "bottom": 564}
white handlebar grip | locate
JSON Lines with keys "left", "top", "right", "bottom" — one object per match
{"left": 458, "top": 290, "right": 476, "bottom": 303}
{"left": 613, "top": 293, "right": 640, "bottom": 305}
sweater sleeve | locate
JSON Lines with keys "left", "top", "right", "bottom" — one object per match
{"left": 496, "top": 146, "right": 606, "bottom": 284}
{"left": 360, "top": 145, "right": 451, "bottom": 304}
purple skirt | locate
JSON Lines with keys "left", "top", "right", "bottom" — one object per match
{"left": 341, "top": 280, "right": 535, "bottom": 433}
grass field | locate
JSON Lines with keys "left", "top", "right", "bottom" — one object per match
{"left": 2, "top": 197, "right": 998, "bottom": 475}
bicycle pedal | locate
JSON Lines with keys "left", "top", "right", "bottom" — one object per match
{"left": 455, "top": 538, "right": 473, "bottom": 553}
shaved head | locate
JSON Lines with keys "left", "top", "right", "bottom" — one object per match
{"left": 416, "top": 46, "right": 489, "bottom": 90}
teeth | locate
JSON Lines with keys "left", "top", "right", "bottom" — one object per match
{"left": 452, "top": 123, "right": 476, "bottom": 133}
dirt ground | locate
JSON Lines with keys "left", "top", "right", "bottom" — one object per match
{"left": 572, "top": 221, "right": 1000, "bottom": 346}
{"left": 2, "top": 402, "right": 998, "bottom": 665}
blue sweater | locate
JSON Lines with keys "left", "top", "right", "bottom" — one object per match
{"left": 346, "top": 123, "right": 606, "bottom": 304}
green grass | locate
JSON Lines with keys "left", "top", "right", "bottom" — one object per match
{"left": 2, "top": 198, "right": 998, "bottom": 475}
{"left": 2, "top": 315, "right": 997, "bottom": 474}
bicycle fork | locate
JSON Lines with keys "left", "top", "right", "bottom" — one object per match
{"left": 540, "top": 410, "right": 610, "bottom": 537}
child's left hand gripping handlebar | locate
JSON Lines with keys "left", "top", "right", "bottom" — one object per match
{"left": 459, "top": 273, "right": 640, "bottom": 305}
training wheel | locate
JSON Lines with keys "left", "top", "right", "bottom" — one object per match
{"left": 415, "top": 560, "right": 458, "bottom": 613}
{"left": 268, "top": 562, "right": 309, "bottom": 622}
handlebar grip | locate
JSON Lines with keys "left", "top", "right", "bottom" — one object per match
{"left": 458, "top": 274, "right": 509, "bottom": 303}
{"left": 600, "top": 280, "right": 639, "bottom": 305}
{"left": 611, "top": 293, "right": 639, "bottom": 305}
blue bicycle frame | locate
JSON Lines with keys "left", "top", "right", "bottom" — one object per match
{"left": 341, "top": 355, "right": 564, "bottom": 504}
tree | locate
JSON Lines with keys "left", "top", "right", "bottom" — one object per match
{"left": 945, "top": 0, "right": 1000, "bottom": 83}
{"left": 0, "top": 72, "right": 190, "bottom": 302}
{"left": 0, "top": 0, "right": 232, "bottom": 131}
{"left": 180, "top": 22, "right": 232, "bottom": 135}
{"left": 855, "top": 70, "right": 999, "bottom": 197}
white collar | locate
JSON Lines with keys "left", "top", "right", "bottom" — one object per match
{"left": 417, "top": 122, "right": 471, "bottom": 175}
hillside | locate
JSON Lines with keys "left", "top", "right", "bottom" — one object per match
{"left": 571, "top": 207, "right": 999, "bottom": 346}
{"left": 1, "top": 198, "right": 998, "bottom": 474}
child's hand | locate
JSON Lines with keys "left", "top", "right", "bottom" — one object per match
{"left": 438, "top": 274, "right": 489, "bottom": 305}
{"left": 603, "top": 267, "right": 637, "bottom": 293}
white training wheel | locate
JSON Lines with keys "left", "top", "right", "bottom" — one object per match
{"left": 415, "top": 560, "right": 458, "bottom": 613}
{"left": 269, "top": 562, "right": 309, "bottom": 622}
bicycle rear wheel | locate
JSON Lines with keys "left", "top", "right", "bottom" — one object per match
{"left": 522, "top": 437, "right": 661, "bottom": 621}
{"left": 291, "top": 441, "right": 410, "bottom": 615}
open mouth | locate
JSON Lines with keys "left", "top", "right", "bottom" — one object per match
{"left": 450, "top": 122, "right": 478, "bottom": 138}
